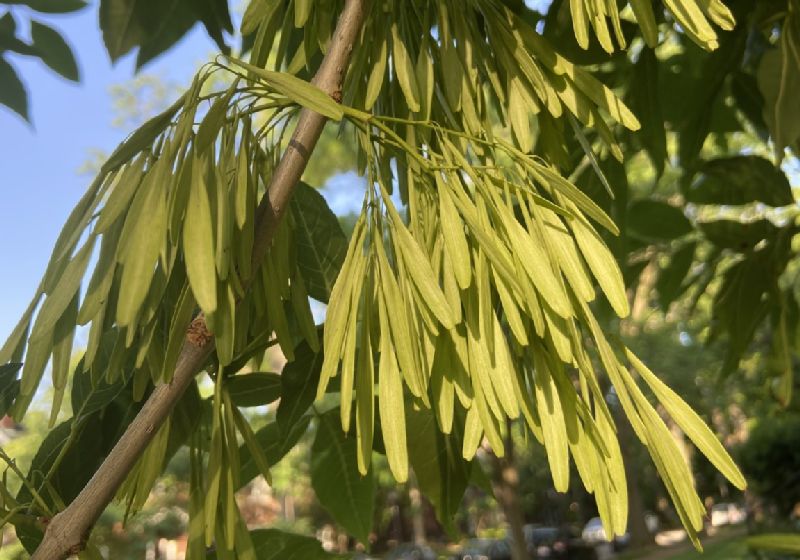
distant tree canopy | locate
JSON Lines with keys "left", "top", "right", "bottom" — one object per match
{"left": 1, "top": 1, "right": 799, "bottom": 559}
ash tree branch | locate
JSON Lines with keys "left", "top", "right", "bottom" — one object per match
{"left": 32, "top": 1, "right": 366, "bottom": 558}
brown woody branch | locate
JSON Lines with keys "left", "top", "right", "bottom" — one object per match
{"left": 32, "top": 1, "right": 365, "bottom": 557}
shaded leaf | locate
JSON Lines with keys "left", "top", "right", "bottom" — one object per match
{"left": 16, "top": 389, "right": 141, "bottom": 552}
{"left": 627, "top": 200, "right": 692, "bottom": 242}
{"left": 627, "top": 47, "right": 667, "bottom": 175}
{"left": 207, "top": 528, "right": 342, "bottom": 560}
{"left": 0, "top": 55, "right": 28, "bottom": 120}
{"left": 687, "top": 156, "right": 793, "bottom": 206}
{"left": 406, "top": 406, "right": 471, "bottom": 535}
{"left": 656, "top": 242, "right": 696, "bottom": 311}
{"left": 30, "top": 20, "right": 79, "bottom": 81}
{"left": 699, "top": 219, "right": 778, "bottom": 252}
{"left": 746, "top": 533, "right": 800, "bottom": 554}
{"left": 311, "top": 409, "right": 374, "bottom": 544}
{"left": 238, "top": 416, "right": 311, "bottom": 487}
{"left": 0, "top": 363, "right": 21, "bottom": 417}
{"left": 227, "top": 372, "right": 281, "bottom": 407}
{"left": 7, "top": 0, "right": 87, "bottom": 13}
{"left": 291, "top": 182, "right": 348, "bottom": 303}
{"left": 276, "top": 341, "right": 322, "bottom": 432}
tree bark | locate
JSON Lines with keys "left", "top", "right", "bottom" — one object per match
{"left": 491, "top": 431, "right": 529, "bottom": 560}
{"left": 32, "top": 2, "right": 366, "bottom": 558}
{"left": 618, "top": 410, "right": 655, "bottom": 549}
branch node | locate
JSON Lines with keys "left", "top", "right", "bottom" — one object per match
{"left": 186, "top": 317, "right": 213, "bottom": 347}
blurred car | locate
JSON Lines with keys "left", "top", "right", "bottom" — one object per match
{"left": 453, "top": 538, "right": 512, "bottom": 560}
{"left": 581, "top": 518, "right": 608, "bottom": 545}
{"left": 385, "top": 543, "right": 437, "bottom": 560}
{"left": 581, "top": 517, "right": 631, "bottom": 547}
{"left": 522, "top": 525, "right": 569, "bottom": 558}
{"left": 710, "top": 503, "right": 747, "bottom": 527}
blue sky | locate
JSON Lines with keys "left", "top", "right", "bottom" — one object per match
{"left": 0, "top": 6, "right": 218, "bottom": 342}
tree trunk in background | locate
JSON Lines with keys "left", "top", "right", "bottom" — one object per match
{"left": 491, "top": 430, "right": 529, "bottom": 560}
{"left": 408, "top": 473, "right": 427, "bottom": 545}
{"left": 619, "top": 415, "right": 655, "bottom": 549}
{"left": 619, "top": 256, "right": 657, "bottom": 549}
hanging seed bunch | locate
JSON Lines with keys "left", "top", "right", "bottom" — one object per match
{"left": 317, "top": 113, "right": 745, "bottom": 546}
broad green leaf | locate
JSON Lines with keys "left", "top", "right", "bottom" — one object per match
{"left": 291, "top": 182, "right": 348, "bottom": 303}
{"left": 227, "top": 372, "right": 281, "bottom": 407}
{"left": 311, "top": 410, "right": 375, "bottom": 544}
{"left": 757, "top": 16, "right": 800, "bottom": 157}
{"left": 8, "top": 0, "right": 87, "bottom": 13}
{"left": 746, "top": 534, "right": 800, "bottom": 554}
{"left": 627, "top": 199, "right": 692, "bottom": 242}
{"left": 406, "top": 406, "right": 471, "bottom": 535}
{"left": 71, "top": 360, "right": 128, "bottom": 420}
{"left": 627, "top": 47, "right": 667, "bottom": 175}
{"left": 687, "top": 156, "right": 794, "bottom": 207}
{"left": 16, "top": 390, "right": 141, "bottom": 553}
{"left": 656, "top": 242, "right": 696, "bottom": 311}
{"left": 238, "top": 416, "right": 311, "bottom": 487}
{"left": 207, "top": 529, "right": 342, "bottom": 560}
{"left": 30, "top": 20, "right": 79, "bottom": 81}
{"left": 699, "top": 219, "right": 777, "bottom": 252}
{"left": 276, "top": 341, "right": 322, "bottom": 432}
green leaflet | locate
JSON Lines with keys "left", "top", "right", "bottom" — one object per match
{"left": 365, "top": 29, "right": 387, "bottom": 110}
{"left": 183, "top": 154, "right": 218, "bottom": 317}
{"left": 384, "top": 187, "right": 455, "bottom": 329}
{"left": 94, "top": 155, "right": 146, "bottom": 234}
{"left": 161, "top": 282, "right": 196, "bottom": 382}
{"left": 376, "top": 235, "right": 423, "bottom": 400}
{"left": 355, "top": 272, "right": 375, "bottom": 475}
{"left": 625, "top": 348, "right": 746, "bottom": 490}
{"left": 569, "top": 213, "right": 629, "bottom": 318}
{"left": 531, "top": 344, "right": 570, "bottom": 492}
{"left": 29, "top": 235, "right": 95, "bottom": 345}
{"left": 196, "top": 84, "right": 237, "bottom": 153}
{"left": 437, "top": 178, "right": 471, "bottom": 290}
{"left": 101, "top": 92, "right": 185, "bottom": 174}
{"left": 228, "top": 57, "right": 344, "bottom": 120}
{"left": 378, "top": 298, "right": 408, "bottom": 482}
{"left": 390, "top": 21, "right": 420, "bottom": 112}
{"left": 116, "top": 167, "right": 167, "bottom": 327}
